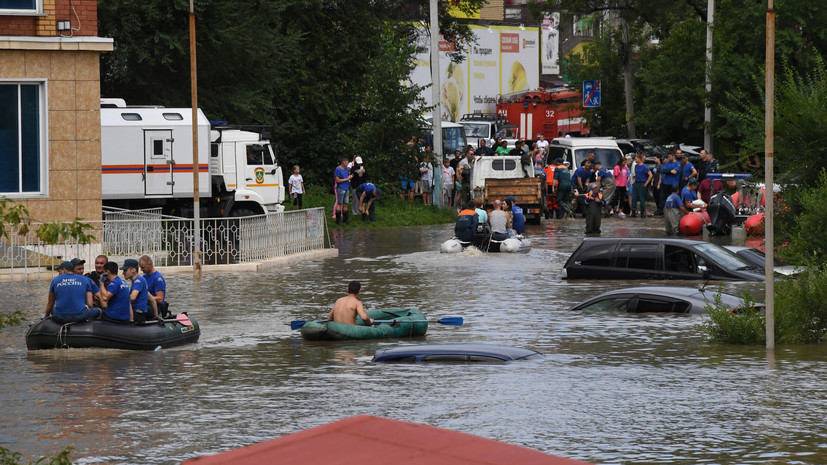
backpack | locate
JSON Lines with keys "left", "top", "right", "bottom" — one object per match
{"left": 455, "top": 213, "right": 479, "bottom": 242}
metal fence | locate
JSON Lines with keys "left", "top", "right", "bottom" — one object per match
{"left": 0, "top": 207, "right": 328, "bottom": 280}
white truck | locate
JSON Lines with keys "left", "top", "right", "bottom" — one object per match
{"left": 470, "top": 155, "right": 543, "bottom": 224}
{"left": 100, "top": 99, "right": 285, "bottom": 217}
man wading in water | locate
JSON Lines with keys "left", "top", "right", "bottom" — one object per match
{"left": 328, "top": 281, "right": 373, "bottom": 325}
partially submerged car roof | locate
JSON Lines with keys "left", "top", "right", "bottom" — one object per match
{"left": 372, "top": 344, "right": 544, "bottom": 363}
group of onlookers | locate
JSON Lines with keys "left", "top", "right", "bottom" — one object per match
{"left": 333, "top": 156, "right": 381, "bottom": 225}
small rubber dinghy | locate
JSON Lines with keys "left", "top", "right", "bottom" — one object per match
{"left": 26, "top": 313, "right": 200, "bottom": 350}
{"left": 440, "top": 235, "right": 531, "bottom": 253}
{"left": 300, "top": 308, "right": 427, "bottom": 341}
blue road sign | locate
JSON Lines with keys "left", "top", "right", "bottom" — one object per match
{"left": 583, "top": 80, "right": 601, "bottom": 107}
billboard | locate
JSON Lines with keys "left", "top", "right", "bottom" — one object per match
{"left": 410, "top": 25, "right": 539, "bottom": 120}
{"left": 541, "top": 13, "right": 561, "bottom": 75}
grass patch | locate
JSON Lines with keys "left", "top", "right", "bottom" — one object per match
{"left": 0, "top": 310, "right": 24, "bottom": 330}
{"left": 699, "top": 269, "right": 827, "bottom": 344}
{"left": 0, "top": 446, "right": 73, "bottom": 465}
{"left": 298, "top": 185, "right": 456, "bottom": 228}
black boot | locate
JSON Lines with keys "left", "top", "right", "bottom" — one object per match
{"left": 362, "top": 213, "right": 368, "bottom": 222}
{"left": 335, "top": 211, "right": 341, "bottom": 225}
{"left": 343, "top": 211, "right": 350, "bottom": 225}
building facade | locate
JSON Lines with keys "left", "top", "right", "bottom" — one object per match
{"left": 0, "top": 0, "right": 112, "bottom": 223}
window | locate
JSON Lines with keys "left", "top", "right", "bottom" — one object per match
{"left": 577, "top": 243, "right": 615, "bottom": 267}
{"left": 492, "top": 159, "right": 517, "bottom": 171}
{"left": 616, "top": 243, "right": 659, "bottom": 270}
{"left": 121, "top": 113, "right": 142, "bottom": 121}
{"left": 163, "top": 113, "right": 183, "bottom": 121}
{"left": 0, "top": 0, "right": 41, "bottom": 14}
{"left": 0, "top": 82, "right": 47, "bottom": 196}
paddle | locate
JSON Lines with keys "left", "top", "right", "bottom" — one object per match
{"left": 289, "top": 316, "right": 463, "bottom": 330}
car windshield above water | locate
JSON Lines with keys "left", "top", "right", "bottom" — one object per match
{"left": 692, "top": 243, "right": 756, "bottom": 271}
{"left": 574, "top": 147, "right": 621, "bottom": 168}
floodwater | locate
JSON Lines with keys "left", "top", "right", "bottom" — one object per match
{"left": 2, "top": 217, "right": 826, "bottom": 465}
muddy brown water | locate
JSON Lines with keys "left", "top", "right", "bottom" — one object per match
{"left": 2, "top": 217, "right": 825, "bottom": 464}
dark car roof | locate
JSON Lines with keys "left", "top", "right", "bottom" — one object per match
{"left": 372, "top": 344, "right": 544, "bottom": 363}
{"left": 575, "top": 237, "right": 712, "bottom": 247}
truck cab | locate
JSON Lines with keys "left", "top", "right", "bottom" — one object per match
{"left": 210, "top": 125, "right": 285, "bottom": 215}
{"left": 459, "top": 114, "right": 512, "bottom": 148}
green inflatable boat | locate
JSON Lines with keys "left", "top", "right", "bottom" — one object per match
{"left": 300, "top": 308, "right": 428, "bottom": 341}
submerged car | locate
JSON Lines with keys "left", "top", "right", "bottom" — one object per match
{"left": 724, "top": 245, "right": 803, "bottom": 277}
{"left": 568, "top": 286, "right": 759, "bottom": 314}
{"left": 563, "top": 237, "right": 764, "bottom": 281}
{"left": 372, "top": 344, "right": 544, "bottom": 363}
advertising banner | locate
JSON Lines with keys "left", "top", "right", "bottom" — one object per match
{"left": 409, "top": 25, "right": 539, "bottom": 120}
{"left": 499, "top": 26, "right": 539, "bottom": 96}
{"left": 467, "top": 25, "right": 499, "bottom": 114}
{"left": 541, "top": 13, "right": 560, "bottom": 75}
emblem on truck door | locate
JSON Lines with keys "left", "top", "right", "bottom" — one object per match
{"left": 255, "top": 167, "right": 265, "bottom": 184}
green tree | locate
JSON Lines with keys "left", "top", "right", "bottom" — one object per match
{"left": 0, "top": 199, "right": 94, "bottom": 329}
{"left": 98, "top": 0, "right": 484, "bottom": 188}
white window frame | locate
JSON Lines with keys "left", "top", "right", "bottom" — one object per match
{"left": 0, "top": 80, "right": 49, "bottom": 198}
{"left": 0, "top": 0, "right": 42, "bottom": 15}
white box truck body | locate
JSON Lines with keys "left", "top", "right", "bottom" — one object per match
{"left": 100, "top": 100, "right": 284, "bottom": 216}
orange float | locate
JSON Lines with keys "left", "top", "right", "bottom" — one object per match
{"left": 744, "top": 213, "right": 765, "bottom": 236}
{"left": 679, "top": 211, "right": 711, "bottom": 236}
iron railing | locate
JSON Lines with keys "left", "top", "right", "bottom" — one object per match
{"left": 0, "top": 207, "right": 328, "bottom": 280}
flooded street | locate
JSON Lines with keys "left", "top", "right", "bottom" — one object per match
{"left": 2, "top": 217, "right": 826, "bottom": 464}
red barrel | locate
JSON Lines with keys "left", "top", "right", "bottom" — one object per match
{"left": 679, "top": 211, "right": 711, "bottom": 236}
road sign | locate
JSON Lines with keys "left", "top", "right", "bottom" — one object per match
{"left": 583, "top": 80, "right": 601, "bottom": 108}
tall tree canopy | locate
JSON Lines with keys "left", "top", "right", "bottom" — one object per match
{"left": 531, "top": 0, "right": 827, "bottom": 160}
{"left": 98, "top": 0, "right": 483, "bottom": 187}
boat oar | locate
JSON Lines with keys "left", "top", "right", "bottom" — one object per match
{"left": 289, "top": 316, "right": 463, "bottom": 330}
{"left": 373, "top": 317, "right": 464, "bottom": 326}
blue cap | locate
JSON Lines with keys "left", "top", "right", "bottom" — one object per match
{"left": 120, "top": 258, "right": 139, "bottom": 270}
{"left": 58, "top": 261, "right": 73, "bottom": 271}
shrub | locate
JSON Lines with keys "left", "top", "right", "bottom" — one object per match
{"left": 698, "top": 289, "right": 765, "bottom": 345}
{"left": 699, "top": 270, "right": 827, "bottom": 344}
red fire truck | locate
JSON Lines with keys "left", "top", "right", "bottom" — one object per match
{"left": 496, "top": 86, "right": 590, "bottom": 141}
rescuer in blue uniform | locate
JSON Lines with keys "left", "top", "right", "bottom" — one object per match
{"left": 504, "top": 196, "right": 525, "bottom": 236}
{"left": 43, "top": 261, "right": 100, "bottom": 323}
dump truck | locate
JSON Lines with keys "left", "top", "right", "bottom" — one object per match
{"left": 471, "top": 156, "right": 543, "bottom": 224}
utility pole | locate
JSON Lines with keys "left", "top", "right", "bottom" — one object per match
{"left": 620, "top": 16, "right": 636, "bottom": 139}
{"left": 703, "top": 0, "right": 715, "bottom": 152}
{"left": 189, "top": 0, "right": 202, "bottom": 278}
{"left": 429, "top": 0, "right": 443, "bottom": 207}
{"left": 764, "top": 0, "right": 775, "bottom": 350}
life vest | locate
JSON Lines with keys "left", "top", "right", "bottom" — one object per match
{"left": 455, "top": 210, "right": 479, "bottom": 242}
{"left": 554, "top": 164, "right": 571, "bottom": 184}
{"left": 544, "top": 165, "right": 556, "bottom": 186}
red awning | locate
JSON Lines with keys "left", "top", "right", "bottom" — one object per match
{"left": 182, "top": 415, "right": 592, "bottom": 465}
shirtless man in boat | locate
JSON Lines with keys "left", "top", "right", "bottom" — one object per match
{"left": 328, "top": 281, "right": 373, "bottom": 325}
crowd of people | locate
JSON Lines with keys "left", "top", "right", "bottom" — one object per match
{"left": 43, "top": 255, "right": 168, "bottom": 325}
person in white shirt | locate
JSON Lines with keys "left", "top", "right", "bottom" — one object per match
{"left": 535, "top": 133, "right": 549, "bottom": 157}
{"left": 441, "top": 157, "right": 455, "bottom": 208}
{"left": 287, "top": 165, "right": 305, "bottom": 210}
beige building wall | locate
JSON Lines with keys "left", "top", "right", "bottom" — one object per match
{"left": 0, "top": 48, "right": 104, "bottom": 224}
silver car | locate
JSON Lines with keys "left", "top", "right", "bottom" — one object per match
{"left": 569, "top": 286, "right": 761, "bottom": 314}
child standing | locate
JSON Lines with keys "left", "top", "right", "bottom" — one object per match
{"left": 288, "top": 165, "right": 305, "bottom": 211}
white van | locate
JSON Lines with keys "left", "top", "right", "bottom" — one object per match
{"left": 546, "top": 137, "right": 624, "bottom": 169}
